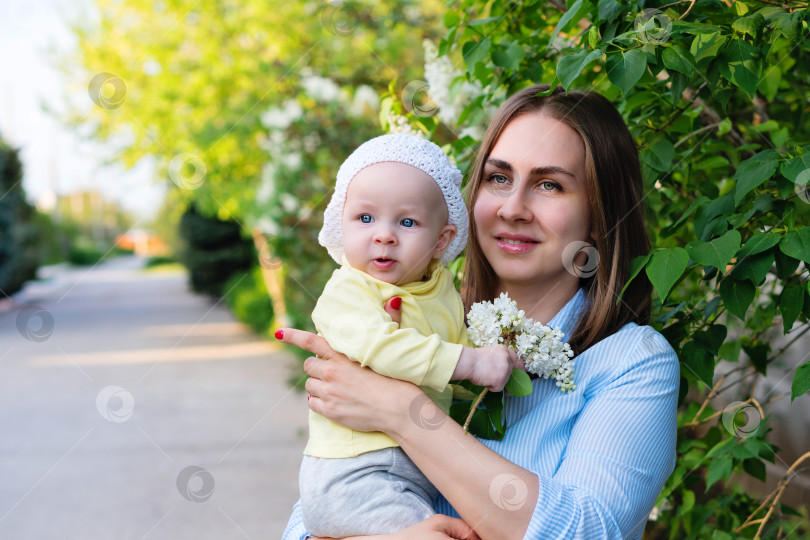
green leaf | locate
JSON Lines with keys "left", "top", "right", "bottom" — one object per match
{"left": 556, "top": 48, "right": 603, "bottom": 90}
{"left": 694, "top": 193, "right": 734, "bottom": 241}
{"left": 588, "top": 26, "right": 599, "bottom": 49}
{"left": 691, "top": 32, "right": 727, "bottom": 62}
{"left": 686, "top": 230, "right": 741, "bottom": 271}
{"left": 744, "top": 342, "right": 769, "bottom": 375}
{"left": 681, "top": 490, "right": 695, "bottom": 514}
{"left": 779, "top": 228, "right": 810, "bottom": 263}
{"left": 731, "top": 250, "right": 773, "bottom": 285}
{"left": 781, "top": 154, "right": 810, "bottom": 182}
{"left": 681, "top": 341, "right": 715, "bottom": 386}
{"left": 646, "top": 248, "right": 689, "bottom": 300}
{"left": 462, "top": 38, "right": 491, "bottom": 70}
{"left": 791, "top": 361, "right": 810, "bottom": 401}
{"left": 734, "top": 151, "right": 779, "bottom": 206}
{"left": 706, "top": 455, "right": 733, "bottom": 489}
{"left": 743, "top": 458, "right": 767, "bottom": 482}
{"left": 784, "top": 202, "right": 797, "bottom": 229}
{"left": 737, "top": 232, "right": 780, "bottom": 259}
{"left": 505, "top": 369, "right": 533, "bottom": 397}
{"left": 597, "top": 0, "right": 622, "bottom": 23}
{"left": 732, "top": 13, "right": 765, "bottom": 39}
{"left": 549, "top": 0, "right": 591, "bottom": 47}
{"left": 617, "top": 252, "right": 651, "bottom": 302}
{"left": 467, "top": 16, "right": 500, "bottom": 27}
{"left": 606, "top": 49, "right": 647, "bottom": 94}
{"left": 777, "top": 11, "right": 804, "bottom": 42}
{"left": 492, "top": 41, "right": 525, "bottom": 71}
{"left": 775, "top": 249, "right": 800, "bottom": 278}
{"left": 641, "top": 139, "right": 675, "bottom": 172}
{"left": 720, "top": 38, "right": 761, "bottom": 99}
{"left": 694, "top": 325, "right": 727, "bottom": 355}
{"left": 780, "top": 283, "right": 805, "bottom": 333}
{"left": 662, "top": 196, "right": 709, "bottom": 236}
{"left": 662, "top": 44, "right": 696, "bottom": 77}
{"left": 719, "top": 278, "right": 755, "bottom": 320}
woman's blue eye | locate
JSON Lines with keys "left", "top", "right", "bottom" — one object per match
{"left": 401, "top": 218, "right": 416, "bottom": 227}
{"left": 359, "top": 214, "right": 373, "bottom": 223}
{"left": 489, "top": 174, "right": 509, "bottom": 184}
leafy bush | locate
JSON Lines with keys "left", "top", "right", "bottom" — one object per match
{"left": 0, "top": 142, "right": 40, "bottom": 295}
{"left": 67, "top": 239, "right": 107, "bottom": 266}
{"left": 224, "top": 266, "right": 275, "bottom": 336}
{"left": 178, "top": 205, "right": 255, "bottom": 297}
{"left": 399, "top": 1, "right": 810, "bottom": 537}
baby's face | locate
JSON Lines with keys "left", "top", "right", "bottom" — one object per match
{"left": 341, "top": 162, "right": 455, "bottom": 286}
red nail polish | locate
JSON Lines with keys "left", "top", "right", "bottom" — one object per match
{"left": 307, "top": 394, "right": 311, "bottom": 401}
{"left": 391, "top": 297, "right": 402, "bottom": 310}
{"left": 274, "top": 329, "right": 284, "bottom": 340}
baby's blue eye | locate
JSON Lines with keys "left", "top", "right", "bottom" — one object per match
{"left": 401, "top": 218, "right": 416, "bottom": 227}
{"left": 359, "top": 214, "right": 373, "bottom": 223}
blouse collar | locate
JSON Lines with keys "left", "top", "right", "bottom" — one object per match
{"left": 547, "top": 288, "right": 586, "bottom": 341}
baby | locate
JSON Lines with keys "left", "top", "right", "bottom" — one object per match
{"left": 299, "top": 133, "right": 516, "bottom": 537}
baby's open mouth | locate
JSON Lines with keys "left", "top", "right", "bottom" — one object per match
{"left": 372, "top": 258, "right": 396, "bottom": 269}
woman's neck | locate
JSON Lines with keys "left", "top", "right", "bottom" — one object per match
{"left": 497, "top": 279, "right": 580, "bottom": 324}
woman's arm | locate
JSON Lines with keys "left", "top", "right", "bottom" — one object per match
{"left": 281, "top": 329, "right": 538, "bottom": 540}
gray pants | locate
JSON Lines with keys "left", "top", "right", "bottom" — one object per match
{"left": 299, "top": 447, "right": 438, "bottom": 537}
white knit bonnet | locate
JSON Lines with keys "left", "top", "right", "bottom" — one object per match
{"left": 319, "top": 133, "right": 468, "bottom": 266}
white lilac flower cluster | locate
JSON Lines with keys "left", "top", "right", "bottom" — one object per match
{"left": 386, "top": 112, "right": 423, "bottom": 136}
{"left": 467, "top": 293, "right": 576, "bottom": 392}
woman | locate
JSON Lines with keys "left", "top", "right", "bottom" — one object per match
{"left": 280, "top": 84, "right": 679, "bottom": 539}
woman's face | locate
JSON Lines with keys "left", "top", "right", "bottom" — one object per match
{"left": 474, "top": 112, "right": 592, "bottom": 294}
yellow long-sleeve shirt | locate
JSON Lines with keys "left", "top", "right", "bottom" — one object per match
{"left": 305, "top": 261, "right": 469, "bottom": 458}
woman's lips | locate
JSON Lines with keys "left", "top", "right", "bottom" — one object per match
{"left": 495, "top": 236, "right": 538, "bottom": 254}
{"left": 372, "top": 258, "right": 396, "bottom": 270}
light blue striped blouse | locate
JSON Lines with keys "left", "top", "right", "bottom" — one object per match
{"left": 283, "top": 289, "right": 680, "bottom": 539}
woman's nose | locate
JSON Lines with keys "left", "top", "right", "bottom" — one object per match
{"left": 496, "top": 189, "right": 532, "bottom": 222}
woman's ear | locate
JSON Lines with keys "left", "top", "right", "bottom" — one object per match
{"left": 433, "top": 224, "right": 457, "bottom": 259}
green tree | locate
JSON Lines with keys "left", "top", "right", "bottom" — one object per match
{"left": 0, "top": 140, "right": 41, "bottom": 296}
{"left": 61, "top": 0, "right": 444, "bottom": 222}
{"left": 397, "top": 1, "right": 809, "bottom": 537}
{"left": 62, "top": 0, "right": 445, "bottom": 328}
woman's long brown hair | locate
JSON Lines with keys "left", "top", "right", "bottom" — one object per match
{"left": 462, "top": 84, "right": 652, "bottom": 354}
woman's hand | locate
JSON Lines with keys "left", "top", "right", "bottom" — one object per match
{"left": 388, "top": 515, "right": 481, "bottom": 539}
{"left": 306, "top": 515, "right": 480, "bottom": 540}
{"left": 276, "top": 326, "right": 420, "bottom": 434}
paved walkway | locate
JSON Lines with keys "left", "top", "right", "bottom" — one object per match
{"left": 0, "top": 256, "right": 308, "bottom": 539}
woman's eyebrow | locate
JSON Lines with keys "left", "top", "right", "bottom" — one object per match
{"left": 485, "top": 158, "right": 512, "bottom": 171}
{"left": 487, "top": 158, "right": 575, "bottom": 178}
{"left": 529, "top": 165, "right": 576, "bottom": 178}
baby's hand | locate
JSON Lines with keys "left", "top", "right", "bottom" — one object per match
{"left": 454, "top": 345, "right": 520, "bottom": 392}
